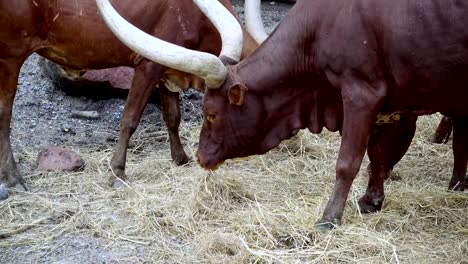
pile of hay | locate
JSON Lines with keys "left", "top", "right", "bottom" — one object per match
{"left": 1, "top": 114, "right": 467, "bottom": 263}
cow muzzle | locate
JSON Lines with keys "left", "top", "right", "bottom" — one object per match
{"left": 196, "top": 151, "right": 224, "bottom": 170}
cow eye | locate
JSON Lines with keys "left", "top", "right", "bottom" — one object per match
{"left": 206, "top": 113, "right": 217, "bottom": 122}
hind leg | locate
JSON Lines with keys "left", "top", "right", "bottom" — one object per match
{"left": 110, "top": 61, "right": 164, "bottom": 187}
{"left": 431, "top": 116, "right": 452, "bottom": 144}
{"left": 0, "top": 59, "right": 28, "bottom": 199}
{"left": 359, "top": 114, "right": 417, "bottom": 213}
{"left": 159, "top": 84, "right": 190, "bottom": 165}
{"left": 449, "top": 117, "right": 468, "bottom": 191}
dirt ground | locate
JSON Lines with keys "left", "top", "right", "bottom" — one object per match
{"left": 1, "top": 1, "right": 467, "bottom": 263}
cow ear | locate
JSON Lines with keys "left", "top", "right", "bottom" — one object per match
{"left": 228, "top": 84, "right": 248, "bottom": 106}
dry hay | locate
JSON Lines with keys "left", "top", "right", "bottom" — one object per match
{"left": 0, "top": 114, "right": 467, "bottom": 263}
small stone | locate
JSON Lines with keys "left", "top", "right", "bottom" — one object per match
{"left": 37, "top": 146, "right": 85, "bottom": 172}
{"left": 71, "top": 110, "right": 100, "bottom": 120}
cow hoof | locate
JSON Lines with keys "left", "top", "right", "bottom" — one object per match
{"left": 0, "top": 182, "right": 28, "bottom": 200}
{"left": 110, "top": 177, "right": 127, "bottom": 189}
{"left": 173, "top": 154, "right": 190, "bottom": 166}
{"left": 315, "top": 218, "right": 341, "bottom": 232}
{"left": 358, "top": 195, "right": 384, "bottom": 213}
{"left": 385, "top": 171, "right": 402, "bottom": 181}
{"left": 448, "top": 181, "right": 465, "bottom": 192}
{"left": 0, "top": 184, "right": 9, "bottom": 200}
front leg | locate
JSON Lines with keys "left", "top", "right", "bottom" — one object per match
{"left": 0, "top": 60, "right": 27, "bottom": 199}
{"left": 317, "top": 79, "right": 386, "bottom": 230}
{"left": 159, "top": 84, "right": 189, "bottom": 165}
{"left": 110, "top": 61, "right": 164, "bottom": 188}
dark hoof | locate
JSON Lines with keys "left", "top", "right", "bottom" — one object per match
{"left": 110, "top": 165, "right": 126, "bottom": 180}
{"left": 448, "top": 181, "right": 465, "bottom": 192}
{"left": 358, "top": 195, "right": 384, "bottom": 214}
{"left": 385, "top": 171, "right": 402, "bottom": 181}
{"left": 430, "top": 134, "right": 450, "bottom": 144}
{"left": 315, "top": 218, "right": 341, "bottom": 232}
{"left": 0, "top": 184, "right": 9, "bottom": 200}
{"left": 173, "top": 154, "right": 190, "bottom": 166}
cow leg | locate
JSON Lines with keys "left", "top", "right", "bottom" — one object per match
{"left": 110, "top": 61, "right": 163, "bottom": 188}
{"left": 159, "top": 84, "right": 190, "bottom": 165}
{"left": 448, "top": 117, "right": 468, "bottom": 191}
{"left": 317, "top": 81, "right": 385, "bottom": 230}
{"left": 431, "top": 116, "right": 453, "bottom": 144}
{"left": 359, "top": 114, "right": 417, "bottom": 213}
{"left": 0, "top": 60, "right": 27, "bottom": 199}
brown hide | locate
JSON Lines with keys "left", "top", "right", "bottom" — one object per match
{"left": 2, "top": 0, "right": 255, "bottom": 82}
{"left": 196, "top": 0, "right": 468, "bottom": 228}
{"left": 0, "top": 0, "right": 258, "bottom": 192}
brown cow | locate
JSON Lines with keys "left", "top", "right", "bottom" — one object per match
{"left": 101, "top": 0, "right": 468, "bottom": 230}
{"left": 0, "top": 0, "right": 258, "bottom": 198}
{"left": 187, "top": 0, "right": 468, "bottom": 229}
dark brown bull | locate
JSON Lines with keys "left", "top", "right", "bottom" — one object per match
{"left": 0, "top": 0, "right": 258, "bottom": 196}
{"left": 103, "top": 0, "right": 468, "bottom": 229}
{"left": 187, "top": 0, "right": 468, "bottom": 229}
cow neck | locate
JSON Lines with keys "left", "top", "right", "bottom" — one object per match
{"left": 231, "top": 12, "right": 316, "bottom": 151}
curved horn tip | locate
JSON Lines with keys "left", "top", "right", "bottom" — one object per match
{"left": 245, "top": 0, "right": 268, "bottom": 44}
{"left": 193, "top": 0, "right": 244, "bottom": 61}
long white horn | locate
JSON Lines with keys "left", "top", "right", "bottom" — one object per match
{"left": 96, "top": 0, "right": 227, "bottom": 87}
{"left": 194, "top": 0, "right": 243, "bottom": 62}
{"left": 245, "top": 0, "right": 268, "bottom": 43}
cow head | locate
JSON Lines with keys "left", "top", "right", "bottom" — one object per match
{"left": 195, "top": 67, "right": 267, "bottom": 169}
{"left": 196, "top": 62, "right": 306, "bottom": 170}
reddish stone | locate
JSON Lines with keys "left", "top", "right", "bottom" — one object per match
{"left": 37, "top": 146, "right": 85, "bottom": 172}
{"left": 81, "top": 67, "right": 134, "bottom": 90}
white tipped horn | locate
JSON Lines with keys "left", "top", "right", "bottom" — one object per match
{"left": 245, "top": 0, "right": 268, "bottom": 43}
{"left": 96, "top": 0, "right": 227, "bottom": 87}
{"left": 193, "top": 0, "right": 243, "bottom": 62}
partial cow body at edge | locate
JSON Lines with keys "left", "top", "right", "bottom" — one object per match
{"left": 0, "top": 0, "right": 258, "bottom": 197}
{"left": 195, "top": 0, "right": 468, "bottom": 229}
